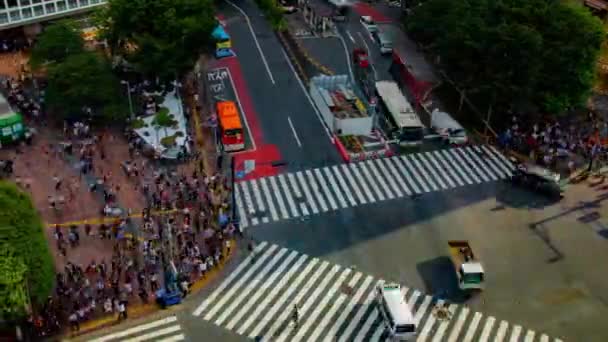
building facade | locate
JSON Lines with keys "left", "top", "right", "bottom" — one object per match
{"left": 0, "top": 0, "right": 106, "bottom": 30}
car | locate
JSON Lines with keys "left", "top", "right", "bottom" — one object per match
{"left": 360, "top": 15, "right": 378, "bottom": 34}
{"left": 510, "top": 161, "right": 564, "bottom": 199}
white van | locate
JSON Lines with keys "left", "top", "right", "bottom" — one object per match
{"left": 376, "top": 31, "right": 393, "bottom": 55}
{"left": 431, "top": 109, "right": 468, "bottom": 145}
{"left": 376, "top": 282, "right": 417, "bottom": 340}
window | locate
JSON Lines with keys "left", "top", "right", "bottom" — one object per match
{"left": 22, "top": 8, "right": 32, "bottom": 18}
{"left": 396, "top": 324, "right": 415, "bottom": 333}
{"left": 462, "top": 272, "right": 484, "bottom": 284}
{"left": 56, "top": 0, "right": 66, "bottom": 11}
{"left": 45, "top": 2, "right": 55, "bottom": 13}
{"left": 33, "top": 5, "right": 43, "bottom": 15}
{"left": 9, "top": 10, "right": 20, "bottom": 21}
{"left": 2, "top": 127, "right": 13, "bottom": 136}
{"left": 68, "top": 0, "right": 77, "bottom": 8}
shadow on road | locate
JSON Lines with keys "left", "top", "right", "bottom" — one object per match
{"left": 416, "top": 257, "right": 471, "bottom": 304}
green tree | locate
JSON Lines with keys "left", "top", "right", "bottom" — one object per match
{"left": 96, "top": 0, "right": 217, "bottom": 80}
{"left": 0, "top": 243, "right": 28, "bottom": 319}
{"left": 45, "top": 51, "right": 128, "bottom": 122}
{"left": 0, "top": 182, "right": 54, "bottom": 311}
{"left": 30, "top": 20, "right": 84, "bottom": 69}
{"left": 406, "top": 0, "right": 604, "bottom": 117}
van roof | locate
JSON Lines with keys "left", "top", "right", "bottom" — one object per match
{"left": 462, "top": 262, "right": 484, "bottom": 274}
{"left": 378, "top": 283, "right": 415, "bottom": 324}
{"left": 431, "top": 109, "right": 463, "bottom": 131}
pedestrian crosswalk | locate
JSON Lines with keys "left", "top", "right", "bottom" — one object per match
{"left": 192, "top": 242, "right": 563, "bottom": 342}
{"left": 235, "top": 145, "right": 515, "bottom": 228}
{"left": 87, "top": 315, "right": 185, "bottom": 342}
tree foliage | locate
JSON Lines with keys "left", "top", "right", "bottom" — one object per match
{"left": 0, "top": 182, "right": 54, "bottom": 313}
{"left": 406, "top": 0, "right": 605, "bottom": 116}
{"left": 96, "top": 0, "right": 217, "bottom": 80}
{"left": 30, "top": 20, "right": 84, "bottom": 69}
{"left": 0, "top": 243, "right": 28, "bottom": 319}
{"left": 45, "top": 51, "right": 128, "bottom": 122}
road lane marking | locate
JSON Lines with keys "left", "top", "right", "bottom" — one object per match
{"left": 222, "top": 249, "right": 295, "bottom": 329}
{"left": 494, "top": 320, "right": 509, "bottom": 342}
{"left": 355, "top": 308, "right": 378, "bottom": 341}
{"left": 424, "top": 151, "right": 456, "bottom": 188}
{"left": 463, "top": 146, "right": 499, "bottom": 181}
{"left": 247, "top": 258, "right": 320, "bottom": 338}
{"left": 376, "top": 158, "right": 404, "bottom": 197}
{"left": 269, "top": 176, "right": 289, "bottom": 219}
{"left": 414, "top": 295, "right": 433, "bottom": 325}
{"left": 288, "top": 172, "right": 309, "bottom": 215}
{"left": 346, "top": 30, "right": 356, "bottom": 42}
{"left": 156, "top": 334, "right": 185, "bottom": 342}
{"left": 315, "top": 168, "right": 339, "bottom": 210}
{"left": 203, "top": 244, "right": 278, "bottom": 321}
{"left": 340, "top": 163, "right": 367, "bottom": 204}
{"left": 323, "top": 167, "right": 348, "bottom": 208}
{"left": 306, "top": 169, "right": 329, "bottom": 212}
{"left": 473, "top": 145, "right": 506, "bottom": 178}
{"left": 234, "top": 186, "right": 249, "bottom": 228}
{"left": 89, "top": 316, "right": 179, "bottom": 342}
{"left": 287, "top": 116, "right": 302, "bottom": 147}
{"left": 348, "top": 163, "right": 376, "bottom": 202}
{"left": 193, "top": 242, "right": 268, "bottom": 316}
{"left": 524, "top": 330, "right": 536, "bottom": 342}
{"left": 224, "top": 0, "right": 275, "bottom": 84}
{"left": 237, "top": 254, "right": 308, "bottom": 334}
{"left": 297, "top": 171, "right": 319, "bottom": 214}
{"left": 407, "top": 155, "right": 437, "bottom": 191}
{"left": 509, "top": 325, "right": 522, "bottom": 342}
{"left": 278, "top": 174, "right": 299, "bottom": 218}
{"left": 327, "top": 275, "right": 374, "bottom": 341}
{"left": 433, "top": 150, "right": 465, "bottom": 186}
{"left": 431, "top": 304, "right": 457, "bottom": 342}
{"left": 418, "top": 299, "right": 444, "bottom": 341}
{"left": 488, "top": 145, "right": 516, "bottom": 170}
{"left": 417, "top": 153, "right": 449, "bottom": 190}
{"left": 481, "top": 145, "right": 512, "bottom": 176}
{"left": 338, "top": 284, "right": 380, "bottom": 342}
{"left": 358, "top": 161, "right": 385, "bottom": 201}
{"left": 250, "top": 179, "right": 269, "bottom": 223}
{"left": 366, "top": 159, "right": 395, "bottom": 199}
{"left": 259, "top": 178, "right": 279, "bottom": 221}
{"left": 441, "top": 149, "right": 476, "bottom": 185}
{"left": 463, "top": 311, "right": 483, "bottom": 342}
{"left": 447, "top": 306, "right": 469, "bottom": 342}
{"left": 123, "top": 325, "right": 181, "bottom": 342}
{"left": 457, "top": 148, "right": 491, "bottom": 182}
{"left": 239, "top": 182, "right": 258, "bottom": 226}
{"left": 479, "top": 316, "right": 496, "bottom": 342}
{"left": 390, "top": 156, "right": 421, "bottom": 194}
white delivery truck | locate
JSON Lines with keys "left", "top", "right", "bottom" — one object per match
{"left": 431, "top": 109, "right": 468, "bottom": 145}
{"left": 376, "top": 282, "right": 417, "bottom": 340}
{"left": 448, "top": 240, "right": 485, "bottom": 291}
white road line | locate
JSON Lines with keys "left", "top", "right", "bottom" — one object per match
{"left": 280, "top": 46, "right": 333, "bottom": 141}
{"left": 250, "top": 179, "right": 269, "bottom": 223}
{"left": 488, "top": 145, "right": 516, "bottom": 170}
{"left": 539, "top": 334, "right": 550, "bottom": 342}
{"left": 332, "top": 165, "right": 357, "bottom": 206}
{"left": 524, "top": 330, "right": 536, "bottom": 342}
{"left": 338, "top": 282, "right": 380, "bottom": 342}
{"left": 417, "top": 299, "right": 444, "bottom": 341}
{"left": 278, "top": 174, "right": 299, "bottom": 218}
{"left": 297, "top": 171, "right": 319, "bottom": 214}
{"left": 376, "top": 158, "right": 404, "bottom": 197}
{"left": 248, "top": 258, "right": 320, "bottom": 338}
{"left": 462, "top": 311, "right": 483, "bottom": 342}
{"left": 390, "top": 156, "right": 421, "bottom": 194}
{"left": 481, "top": 145, "right": 513, "bottom": 175}
{"left": 447, "top": 307, "right": 469, "bottom": 342}
{"left": 287, "top": 116, "right": 302, "bottom": 147}
{"left": 358, "top": 161, "right": 385, "bottom": 201}
{"left": 424, "top": 152, "right": 457, "bottom": 188}
{"left": 473, "top": 145, "right": 506, "bottom": 178}
{"left": 479, "top": 316, "right": 496, "bottom": 342}
{"left": 315, "top": 168, "right": 338, "bottom": 210}
{"left": 346, "top": 30, "right": 356, "bottom": 42}
{"left": 509, "top": 325, "right": 522, "bottom": 342}
{"left": 156, "top": 334, "right": 185, "bottom": 342}
{"left": 223, "top": 250, "right": 297, "bottom": 329}
{"left": 408, "top": 155, "right": 438, "bottom": 191}
{"left": 406, "top": 290, "right": 421, "bottom": 310}
{"left": 237, "top": 254, "right": 308, "bottom": 335}
{"left": 89, "top": 316, "right": 179, "bottom": 342}
{"left": 287, "top": 173, "right": 309, "bottom": 216}
{"left": 379, "top": 158, "right": 412, "bottom": 197}
{"left": 413, "top": 295, "right": 433, "bottom": 325}
{"left": 328, "top": 275, "right": 374, "bottom": 341}
{"left": 440, "top": 149, "right": 476, "bottom": 185}
{"left": 494, "top": 320, "right": 508, "bottom": 342}
{"left": 269, "top": 176, "right": 289, "bottom": 219}
{"left": 323, "top": 167, "right": 348, "bottom": 208}
{"left": 193, "top": 242, "right": 267, "bottom": 316}
{"left": 259, "top": 178, "right": 279, "bottom": 221}
{"left": 308, "top": 272, "right": 362, "bottom": 341}
{"left": 239, "top": 182, "right": 258, "bottom": 226}
{"left": 290, "top": 267, "right": 352, "bottom": 342}
{"left": 367, "top": 159, "right": 395, "bottom": 199}
{"left": 306, "top": 169, "right": 329, "bottom": 212}
{"left": 234, "top": 186, "right": 249, "bottom": 228}
{"left": 341, "top": 164, "right": 367, "bottom": 204}
{"left": 416, "top": 154, "right": 449, "bottom": 190}
{"left": 261, "top": 261, "right": 330, "bottom": 341}
{"left": 123, "top": 325, "right": 181, "bottom": 342}
{"left": 433, "top": 150, "right": 464, "bottom": 186}
{"left": 370, "top": 318, "right": 385, "bottom": 341}
{"left": 449, "top": 148, "right": 482, "bottom": 183}
{"left": 203, "top": 244, "right": 278, "bottom": 320}
{"left": 431, "top": 304, "right": 457, "bottom": 342}
{"left": 348, "top": 163, "right": 375, "bottom": 202}
{"left": 457, "top": 148, "right": 490, "bottom": 182}
{"left": 355, "top": 309, "right": 379, "bottom": 341}
{"left": 224, "top": 0, "right": 275, "bottom": 84}
{"left": 463, "top": 147, "right": 499, "bottom": 181}
{"left": 336, "top": 33, "right": 356, "bottom": 84}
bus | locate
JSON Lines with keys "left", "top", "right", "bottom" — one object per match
{"left": 216, "top": 101, "right": 245, "bottom": 152}
{"left": 375, "top": 80, "right": 425, "bottom": 146}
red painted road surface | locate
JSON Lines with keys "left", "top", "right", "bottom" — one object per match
{"left": 352, "top": 2, "right": 393, "bottom": 23}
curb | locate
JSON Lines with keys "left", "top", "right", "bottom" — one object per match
{"left": 333, "top": 134, "right": 351, "bottom": 163}
{"left": 61, "top": 238, "right": 237, "bottom": 340}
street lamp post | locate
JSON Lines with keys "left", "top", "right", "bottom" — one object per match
{"left": 121, "top": 80, "right": 134, "bottom": 119}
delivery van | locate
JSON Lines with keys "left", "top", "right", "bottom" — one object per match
{"left": 376, "top": 282, "right": 417, "bottom": 340}
{"left": 431, "top": 109, "right": 468, "bottom": 145}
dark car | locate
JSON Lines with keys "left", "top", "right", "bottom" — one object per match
{"left": 510, "top": 161, "right": 564, "bottom": 199}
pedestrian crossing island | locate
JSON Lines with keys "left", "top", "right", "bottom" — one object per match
{"left": 192, "top": 241, "right": 564, "bottom": 342}
{"left": 86, "top": 315, "right": 185, "bottom": 342}
{"left": 235, "top": 145, "right": 515, "bottom": 228}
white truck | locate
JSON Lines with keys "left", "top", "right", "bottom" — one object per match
{"left": 448, "top": 240, "right": 485, "bottom": 291}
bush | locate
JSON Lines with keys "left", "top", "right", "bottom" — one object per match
{"left": 0, "top": 182, "right": 54, "bottom": 310}
{"left": 255, "top": 0, "right": 287, "bottom": 31}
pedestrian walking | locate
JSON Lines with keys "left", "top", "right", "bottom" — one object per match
{"left": 118, "top": 302, "right": 127, "bottom": 320}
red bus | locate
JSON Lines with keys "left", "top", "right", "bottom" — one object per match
{"left": 216, "top": 101, "right": 245, "bottom": 152}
